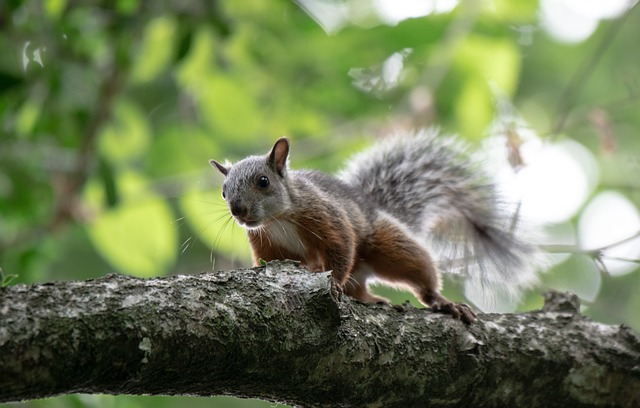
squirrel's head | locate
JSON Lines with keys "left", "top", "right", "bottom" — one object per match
{"left": 209, "top": 137, "right": 292, "bottom": 229}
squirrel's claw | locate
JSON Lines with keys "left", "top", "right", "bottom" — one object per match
{"left": 427, "top": 293, "right": 477, "bottom": 324}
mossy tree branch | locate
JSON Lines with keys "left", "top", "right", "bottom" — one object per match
{"left": 1, "top": 261, "right": 639, "bottom": 407}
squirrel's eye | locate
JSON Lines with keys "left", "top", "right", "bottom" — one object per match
{"left": 257, "top": 176, "right": 269, "bottom": 188}
{"left": 221, "top": 186, "right": 227, "bottom": 199}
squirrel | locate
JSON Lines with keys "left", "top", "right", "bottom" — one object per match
{"left": 209, "top": 129, "right": 537, "bottom": 324}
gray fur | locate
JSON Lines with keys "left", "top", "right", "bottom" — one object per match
{"left": 339, "top": 129, "right": 538, "bottom": 296}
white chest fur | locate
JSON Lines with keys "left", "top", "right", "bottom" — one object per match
{"left": 264, "top": 220, "right": 306, "bottom": 257}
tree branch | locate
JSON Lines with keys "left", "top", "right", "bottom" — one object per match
{"left": 1, "top": 261, "right": 639, "bottom": 407}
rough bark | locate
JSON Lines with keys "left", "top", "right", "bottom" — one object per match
{"left": 1, "top": 261, "right": 639, "bottom": 407}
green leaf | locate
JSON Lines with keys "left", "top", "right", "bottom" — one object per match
{"left": 131, "top": 16, "right": 178, "bottom": 83}
{"left": 198, "top": 74, "right": 263, "bottom": 142}
{"left": 87, "top": 196, "right": 177, "bottom": 277}
{"left": 44, "top": 0, "right": 67, "bottom": 20}
{"left": 483, "top": 0, "right": 538, "bottom": 21}
{"left": 85, "top": 172, "right": 177, "bottom": 277}
{"left": 176, "top": 26, "right": 217, "bottom": 92}
{"left": 145, "top": 126, "right": 220, "bottom": 178}
{"left": 15, "top": 101, "right": 40, "bottom": 138}
{"left": 456, "top": 35, "right": 520, "bottom": 95}
{"left": 450, "top": 34, "right": 521, "bottom": 137}
{"left": 0, "top": 267, "right": 19, "bottom": 287}
{"left": 116, "top": 0, "right": 139, "bottom": 15}
{"left": 98, "top": 100, "right": 151, "bottom": 165}
{"left": 176, "top": 28, "right": 263, "bottom": 142}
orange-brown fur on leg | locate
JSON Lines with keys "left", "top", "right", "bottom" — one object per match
{"left": 357, "top": 215, "right": 477, "bottom": 323}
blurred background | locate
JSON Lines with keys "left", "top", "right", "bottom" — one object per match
{"left": 1, "top": 0, "right": 639, "bottom": 407}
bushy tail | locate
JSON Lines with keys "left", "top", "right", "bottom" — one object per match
{"left": 338, "top": 129, "right": 538, "bottom": 304}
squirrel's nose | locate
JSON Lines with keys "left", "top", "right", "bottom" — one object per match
{"left": 230, "top": 203, "right": 248, "bottom": 218}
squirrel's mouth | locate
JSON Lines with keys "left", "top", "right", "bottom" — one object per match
{"left": 235, "top": 217, "right": 261, "bottom": 229}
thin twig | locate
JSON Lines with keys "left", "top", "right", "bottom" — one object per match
{"left": 540, "top": 230, "right": 640, "bottom": 255}
{"left": 0, "top": 47, "right": 124, "bottom": 253}
{"left": 50, "top": 57, "right": 123, "bottom": 230}
{"left": 540, "top": 230, "right": 640, "bottom": 275}
{"left": 551, "top": 2, "right": 638, "bottom": 136}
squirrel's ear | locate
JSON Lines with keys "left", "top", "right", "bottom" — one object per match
{"left": 209, "top": 159, "right": 229, "bottom": 176}
{"left": 268, "top": 137, "right": 290, "bottom": 177}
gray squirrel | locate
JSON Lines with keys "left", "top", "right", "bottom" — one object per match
{"left": 210, "top": 129, "right": 537, "bottom": 323}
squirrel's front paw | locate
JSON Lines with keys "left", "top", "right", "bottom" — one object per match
{"left": 329, "top": 278, "right": 344, "bottom": 302}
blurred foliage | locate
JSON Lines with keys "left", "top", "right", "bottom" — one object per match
{"left": 1, "top": 0, "right": 640, "bottom": 407}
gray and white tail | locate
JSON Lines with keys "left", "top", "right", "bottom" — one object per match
{"left": 338, "top": 129, "right": 539, "bottom": 304}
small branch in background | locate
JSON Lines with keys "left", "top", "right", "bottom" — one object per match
{"left": 50, "top": 58, "right": 123, "bottom": 230}
{"left": 551, "top": 2, "right": 638, "bottom": 137}
{"left": 588, "top": 108, "right": 616, "bottom": 155}
{"left": 540, "top": 230, "right": 640, "bottom": 274}
{"left": 0, "top": 48, "right": 124, "bottom": 254}
{"left": 396, "top": 0, "right": 483, "bottom": 130}
{"left": 536, "top": 92, "right": 640, "bottom": 140}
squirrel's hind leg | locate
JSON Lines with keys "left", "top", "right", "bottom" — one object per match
{"left": 363, "top": 216, "right": 477, "bottom": 324}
